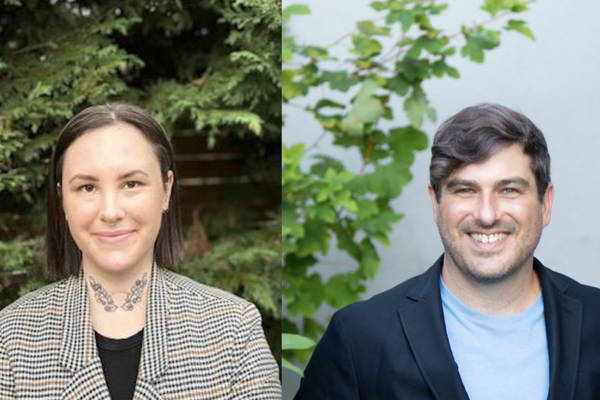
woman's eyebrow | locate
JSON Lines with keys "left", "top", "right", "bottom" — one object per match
{"left": 68, "top": 170, "right": 149, "bottom": 184}
{"left": 119, "top": 170, "right": 150, "bottom": 180}
{"left": 68, "top": 174, "right": 98, "bottom": 184}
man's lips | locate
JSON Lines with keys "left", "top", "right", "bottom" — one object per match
{"left": 93, "top": 230, "right": 135, "bottom": 244}
{"left": 467, "top": 232, "right": 509, "bottom": 249}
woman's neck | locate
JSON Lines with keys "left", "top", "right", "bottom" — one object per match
{"left": 83, "top": 261, "right": 152, "bottom": 339}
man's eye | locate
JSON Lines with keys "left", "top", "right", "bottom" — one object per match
{"left": 457, "top": 188, "right": 473, "bottom": 194}
{"left": 503, "top": 188, "right": 517, "bottom": 194}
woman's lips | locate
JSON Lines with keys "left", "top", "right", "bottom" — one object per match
{"left": 94, "top": 230, "right": 134, "bottom": 244}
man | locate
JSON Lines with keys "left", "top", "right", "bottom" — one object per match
{"left": 294, "top": 104, "right": 600, "bottom": 400}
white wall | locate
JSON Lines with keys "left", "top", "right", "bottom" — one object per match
{"left": 282, "top": 1, "right": 600, "bottom": 397}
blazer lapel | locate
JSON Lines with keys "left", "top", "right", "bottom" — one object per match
{"left": 59, "top": 265, "right": 169, "bottom": 399}
{"left": 135, "top": 263, "right": 169, "bottom": 391}
{"left": 60, "top": 271, "right": 111, "bottom": 399}
{"left": 398, "top": 257, "right": 469, "bottom": 400}
{"left": 537, "top": 260, "right": 583, "bottom": 400}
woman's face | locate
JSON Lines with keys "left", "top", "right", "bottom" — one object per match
{"left": 60, "top": 123, "right": 173, "bottom": 276}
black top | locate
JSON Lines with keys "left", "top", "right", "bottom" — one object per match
{"left": 95, "top": 329, "right": 144, "bottom": 400}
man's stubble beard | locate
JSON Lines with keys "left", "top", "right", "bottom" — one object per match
{"left": 436, "top": 208, "right": 544, "bottom": 285}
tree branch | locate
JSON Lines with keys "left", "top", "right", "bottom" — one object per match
{"left": 447, "top": 11, "right": 511, "bottom": 39}
{"left": 325, "top": 16, "right": 386, "bottom": 49}
{"left": 304, "top": 130, "right": 328, "bottom": 153}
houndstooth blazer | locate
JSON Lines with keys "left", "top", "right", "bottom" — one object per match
{"left": 0, "top": 264, "right": 281, "bottom": 399}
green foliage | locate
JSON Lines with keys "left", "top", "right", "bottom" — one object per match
{"left": 180, "top": 223, "right": 281, "bottom": 319}
{"left": 282, "top": 333, "right": 315, "bottom": 376}
{"left": 282, "top": 0, "right": 535, "bottom": 375}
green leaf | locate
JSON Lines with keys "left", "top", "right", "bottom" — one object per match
{"left": 282, "top": 5, "right": 311, "bottom": 21}
{"left": 283, "top": 358, "right": 305, "bottom": 377}
{"left": 282, "top": 46, "right": 292, "bottom": 61}
{"left": 282, "top": 333, "right": 316, "bottom": 350}
{"left": 388, "top": 126, "right": 428, "bottom": 165}
{"left": 446, "top": 64, "right": 460, "bottom": 78}
{"left": 357, "top": 21, "right": 391, "bottom": 37}
{"left": 504, "top": 19, "right": 535, "bottom": 40}
{"left": 310, "top": 155, "right": 345, "bottom": 178}
{"left": 387, "top": 75, "right": 410, "bottom": 96}
{"left": 324, "top": 275, "right": 361, "bottom": 308}
{"left": 461, "top": 28, "right": 501, "bottom": 63}
{"left": 404, "top": 87, "right": 435, "bottom": 128}
{"left": 282, "top": 202, "right": 305, "bottom": 238}
{"left": 352, "top": 34, "right": 383, "bottom": 57}
{"left": 302, "top": 46, "right": 328, "bottom": 59}
{"left": 282, "top": 70, "right": 301, "bottom": 100}
{"left": 366, "top": 161, "right": 412, "bottom": 199}
{"left": 319, "top": 71, "right": 360, "bottom": 92}
{"left": 386, "top": 10, "right": 414, "bottom": 32}
{"left": 314, "top": 99, "right": 346, "bottom": 111}
{"left": 346, "top": 79, "right": 385, "bottom": 135}
{"left": 306, "top": 203, "right": 337, "bottom": 223}
{"left": 432, "top": 60, "right": 446, "bottom": 78}
{"left": 282, "top": 143, "right": 305, "bottom": 167}
{"left": 356, "top": 199, "right": 379, "bottom": 220}
{"left": 370, "top": 1, "right": 387, "bottom": 11}
{"left": 295, "top": 219, "right": 330, "bottom": 257}
{"left": 360, "top": 238, "right": 379, "bottom": 279}
{"left": 333, "top": 190, "right": 358, "bottom": 213}
{"left": 429, "top": 4, "right": 448, "bottom": 14}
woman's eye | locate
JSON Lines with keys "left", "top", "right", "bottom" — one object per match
{"left": 80, "top": 184, "right": 95, "bottom": 193}
{"left": 126, "top": 181, "right": 141, "bottom": 189}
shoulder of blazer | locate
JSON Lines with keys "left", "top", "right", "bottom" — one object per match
{"left": 162, "top": 269, "right": 256, "bottom": 312}
{"left": 0, "top": 279, "right": 68, "bottom": 324}
{"left": 329, "top": 256, "right": 444, "bottom": 341}
{"left": 535, "top": 258, "right": 600, "bottom": 302}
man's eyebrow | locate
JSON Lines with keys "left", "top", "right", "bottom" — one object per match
{"left": 496, "top": 178, "right": 530, "bottom": 188}
{"left": 68, "top": 170, "right": 149, "bottom": 184}
{"left": 445, "top": 179, "right": 476, "bottom": 190}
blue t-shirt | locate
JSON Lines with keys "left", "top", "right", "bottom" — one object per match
{"left": 440, "top": 277, "right": 549, "bottom": 400}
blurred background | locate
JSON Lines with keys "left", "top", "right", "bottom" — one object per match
{"left": 282, "top": 0, "right": 600, "bottom": 397}
{"left": 0, "top": 0, "right": 282, "bottom": 370}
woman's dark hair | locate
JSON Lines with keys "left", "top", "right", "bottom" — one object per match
{"left": 430, "top": 103, "right": 551, "bottom": 203}
{"left": 46, "top": 102, "right": 184, "bottom": 280}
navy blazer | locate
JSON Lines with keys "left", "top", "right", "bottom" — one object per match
{"left": 295, "top": 256, "right": 600, "bottom": 399}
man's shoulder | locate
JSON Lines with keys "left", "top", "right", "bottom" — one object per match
{"left": 540, "top": 262, "right": 600, "bottom": 302}
{"left": 335, "top": 263, "right": 437, "bottom": 325}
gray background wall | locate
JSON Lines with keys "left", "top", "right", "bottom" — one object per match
{"left": 282, "top": 0, "right": 600, "bottom": 397}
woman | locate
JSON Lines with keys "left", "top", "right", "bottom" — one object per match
{"left": 0, "top": 103, "right": 281, "bottom": 399}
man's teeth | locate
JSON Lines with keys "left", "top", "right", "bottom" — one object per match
{"left": 470, "top": 233, "right": 508, "bottom": 243}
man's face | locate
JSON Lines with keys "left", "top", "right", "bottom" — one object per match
{"left": 428, "top": 144, "right": 553, "bottom": 284}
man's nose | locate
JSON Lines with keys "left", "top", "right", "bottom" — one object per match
{"left": 473, "top": 192, "right": 501, "bottom": 226}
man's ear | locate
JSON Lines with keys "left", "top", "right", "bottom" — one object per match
{"left": 428, "top": 183, "right": 439, "bottom": 224}
{"left": 542, "top": 182, "right": 554, "bottom": 227}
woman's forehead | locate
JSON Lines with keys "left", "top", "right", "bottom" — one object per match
{"left": 61, "top": 124, "right": 161, "bottom": 178}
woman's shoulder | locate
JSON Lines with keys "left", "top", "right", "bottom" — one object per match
{"left": 0, "top": 279, "right": 68, "bottom": 326}
{"left": 162, "top": 269, "right": 255, "bottom": 312}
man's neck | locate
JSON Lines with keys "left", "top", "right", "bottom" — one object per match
{"left": 440, "top": 256, "right": 541, "bottom": 316}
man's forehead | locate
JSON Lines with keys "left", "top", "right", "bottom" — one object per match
{"left": 442, "top": 145, "right": 535, "bottom": 186}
